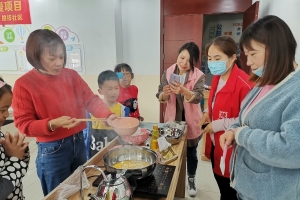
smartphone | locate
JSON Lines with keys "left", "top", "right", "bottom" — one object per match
{"left": 201, "top": 123, "right": 209, "bottom": 130}
{"left": 169, "top": 73, "right": 181, "bottom": 85}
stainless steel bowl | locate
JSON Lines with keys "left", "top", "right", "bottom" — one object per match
{"left": 159, "top": 127, "right": 185, "bottom": 145}
{"left": 103, "top": 145, "right": 157, "bottom": 180}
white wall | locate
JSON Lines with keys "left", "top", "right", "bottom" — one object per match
{"left": 28, "top": 0, "right": 161, "bottom": 76}
{"left": 120, "top": 0, "right": 161, "bottom": 122}
{"left": 29, "top": 0, "right": 119, "bottom": 75}
{"left": 121, "top": 0, "right": 160, "bottom": 75}
{"left": 252, "top": 0, "right": 300, "bottom": 63}
{"left": 1, "top": 0, "right": 162, "bottom": 122}
{"left": 114, "top": 0, "right": 123, "bottom": 63}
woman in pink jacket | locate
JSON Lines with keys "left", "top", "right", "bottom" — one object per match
{"left": 156, "top": 42, "right": 204, "bottom": 197}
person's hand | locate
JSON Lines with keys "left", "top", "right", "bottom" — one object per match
{"left": 220, "top": 130, "right": 235, "bottom": 149}
{"left": 169, "top": 82, "right": 184, "bottom": 94}
{"left": 50, "top": 116, "right": 80, "bottom": 130}
{"left": 203, "top": 122, "right": 214, "bottom": 134}
{"left": 0, "top": 132, "right": 28, "bottom": 160}
{"left": 138, "top": 116, "right": 144, "bottom": 122}
{"left": 163, "top": 85, "right": 172, "bottom": 96}
{"left": 198, "top": 112, "right": 211, "bottom": 129}
{"left": 106, "top": 114, "right": 118, "bottom": 127}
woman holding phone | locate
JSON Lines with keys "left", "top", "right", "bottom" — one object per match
{"left": 198, "top": 36, "right": 253, "bottom": 200}
{"left": 156, "top": 42, "right": 205, "bottom": 197}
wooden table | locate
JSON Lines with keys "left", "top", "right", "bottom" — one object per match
{"left": 44, "top": 133, "right": 187, "bottom": 200}
{"left": 203, "top": 90, "right": 210, "bottom": 110}
{"left": 200, "top": 90, "right": 211, "bottom": 162}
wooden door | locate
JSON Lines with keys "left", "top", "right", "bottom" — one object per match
{"left": 240, "top": 1, "right": 260, "bottom": 74}
{"left": 162, "top": 0, "right": 252, "bottom": 16}
{"left": 160, "top": 14, "right": 203, "bottom": 122}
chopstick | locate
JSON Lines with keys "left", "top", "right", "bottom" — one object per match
{"left": 76, "top": 118, "right": 106, "bottom": 122}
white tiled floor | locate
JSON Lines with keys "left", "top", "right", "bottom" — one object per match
{"left": 23, "top": 139, "right": 220, "bottom": 200}
{"left": 23, "top": 140, "right": 44, "bottom": 199}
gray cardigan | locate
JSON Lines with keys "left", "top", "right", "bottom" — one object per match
{"left": 230, "top": 67, "right": 300, "bottom": 200}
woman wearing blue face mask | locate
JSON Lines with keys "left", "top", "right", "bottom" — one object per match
{"left": 220, "top": 15, "right": 300, "bottom": 200}
{"left": 199, "top": 36, "right": 254, "bottom": 200}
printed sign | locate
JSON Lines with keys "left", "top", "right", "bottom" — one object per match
{"left": 0, "top": 0, "right": 31, "bottom": 25}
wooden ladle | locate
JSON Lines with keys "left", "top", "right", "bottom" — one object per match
{"left": 76, "top": 118, "right": 106, "bottom": 122}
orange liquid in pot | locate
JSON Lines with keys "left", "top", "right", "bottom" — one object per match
{"left": 112, "top": 160, "right": 149, "bottom": 169}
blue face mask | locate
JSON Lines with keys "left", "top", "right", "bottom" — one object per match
{"left": 207, "top": 58, "right": 231, "bottom": 75}
{"left": 252, "top": 66, "right": 263, "bottom": 77}
{"left": 116, "top": 72, "right": 124, "bottom": 79}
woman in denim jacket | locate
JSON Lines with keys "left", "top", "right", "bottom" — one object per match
{"left": 220, "top": 15, "right": 300, "bottom": 200}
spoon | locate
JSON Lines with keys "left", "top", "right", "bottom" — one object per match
{"left": 76, "top": 118, "right": 106, "bottom": 122}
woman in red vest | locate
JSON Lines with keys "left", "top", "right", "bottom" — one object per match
{"left": 199, "top": 36, "right": 253, "bottom": 200}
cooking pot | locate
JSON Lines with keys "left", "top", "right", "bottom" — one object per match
{"left": 103, "top": 145, "right": 157, "bottom": 180}
{"left": 81, "top": 165, "right": 136, "bottom": 200}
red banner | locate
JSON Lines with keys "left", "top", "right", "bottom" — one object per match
{"left": 0, "top": 0, "right": 31, "bottom": 25}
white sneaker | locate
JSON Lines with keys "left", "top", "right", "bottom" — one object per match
{"left": 187, "top": 177, "right": 197, "bottom": 197}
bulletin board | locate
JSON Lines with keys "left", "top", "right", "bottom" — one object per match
{"left": 0, "top": 0, "right": 123, "bottom": 76}
{"left": 65, "top": 43, "right": 85, "bottom": 74}
{"left": 0, "top": 44, "right": 30, "bottom": 72}
{"left": 0, "top": 43, "right": 85, "bottom": 75}
{"left": 0, "top": 25, "right": 32, "bottom": 74}
{"left": 0, "top": 16, "right": 86, "bottom": 75}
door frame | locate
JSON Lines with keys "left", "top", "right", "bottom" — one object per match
{"left": 159, "top": 1, "right": 259, "bottom": 123}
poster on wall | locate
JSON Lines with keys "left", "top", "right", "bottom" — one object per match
{"left": 65, "top": 43, "right": 85, "bottom": 74}
{"left": 0, "top": 0, "right": 31, "bottom": 25}
{"left": 41, "top": 24, "right": 85, "bottom": 75}
{"left": 0, "top": 24, "right": 29, "bottom": 44}
{"left": 0, "top": 23, "right": 85, "bottom": 75}
{"left": 0, "top": 45, "right": 29, "bottom": 71}
{"left": 0, "top": 24, "right": 31, "bottom": 72}
{"left": 202, "top": 14, "right": 243, "bottom": 84}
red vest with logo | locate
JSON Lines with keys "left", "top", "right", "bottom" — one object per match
{"left": 205, "top": 65, "right": 253, "bottom": 177}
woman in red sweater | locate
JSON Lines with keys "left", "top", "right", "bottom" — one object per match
{"left": 12, "top": 29, "right": 118, "bottom": 196}
{"left": 199, "top": 36, "right": 253, "bottom": 200}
